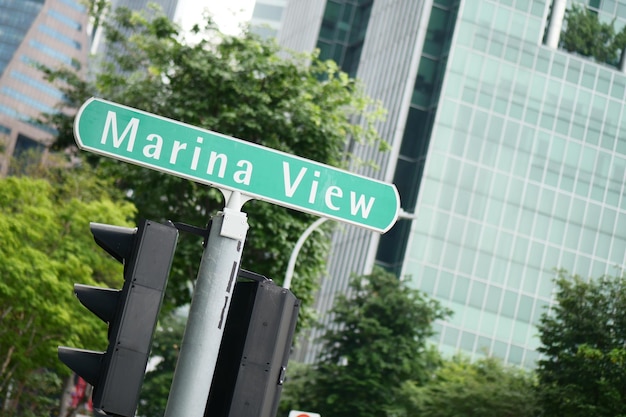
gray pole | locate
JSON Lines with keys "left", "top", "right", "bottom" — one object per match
{"left": 283, "top": 217, "right": 328, "bottom": 290}
{"left": 164, "top": 193, "right": 249, "bottom": 417}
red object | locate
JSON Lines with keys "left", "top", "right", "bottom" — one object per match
{"left": 71, "top": 377, "right": 87, "bottom": 407}
{"left": 70, "top": 376, "right": 93, "bottom": 411}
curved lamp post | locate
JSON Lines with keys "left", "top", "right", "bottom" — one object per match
{"left": 283, "top": 210, "right": 417, "bottom": 290}
{"left": 283, "top": 217, "right": 329, "bottom": 290}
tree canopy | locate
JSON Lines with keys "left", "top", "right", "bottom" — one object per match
{"left": 560, "top": 4, "right": 626, "bottom": 66}
{"left": 292, "top": 268, "right": 450, "bottom": 417}
{"left": 41, "top": 6, "right": 386, "bottom": 325}
{"left": 0, "top": 166, "right": 135, "bottom": 414}
{"left": 390, "top": 356, "right": 538, "bottom": 417}
{"left": 536, "top": 271, "right": 626, "bottom": 417}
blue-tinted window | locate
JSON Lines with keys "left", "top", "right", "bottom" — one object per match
{"left": 28, "top": 40, "right": 79, "bottom": 68}
{"left": 47, "top": 9, "right": 82, "bottom": 30}
{"left": 316, "top": 0, "right": 372, "bottom": 77}
{"left": 0, "top": 0, "right": 43, "bottom": 76}
{"left": 1, "top": 86, "right": 56, "bottom": 113}
{"left": 11, "top": 71, "right": 65, "bottom": 100}
{"left": 38, "top": 24, "right": 81, "bottom": 50}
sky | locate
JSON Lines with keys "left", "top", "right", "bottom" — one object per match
{"left": 174, "top": 0, "right": 256, "bottom": 36}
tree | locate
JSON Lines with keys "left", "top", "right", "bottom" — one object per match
{"left": 388, "top": 356, "right": 538, "bottom": 417}
{"left": 298, "top": 268, "right": 449, "bottom": 417}
{"left": 277, "top": 361, "right": 318, "bottom": 416}
{"left": 40, "top": 6, "right": 386, "bottom": 326}
{"left": 536, "top": 272, "right": 626, "bottom": 417}
{"left": 0, "top": 166, "right": 136, "bottom": 414}
{"left": 560, "top": 4, "right": 621, "bottom": 65}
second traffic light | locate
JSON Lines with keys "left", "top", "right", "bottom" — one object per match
{"left": 205, "top": 271, "right": 300, "bottom": 417}
{"left": 58, "top": 219, "right": 178, "bottom": 417}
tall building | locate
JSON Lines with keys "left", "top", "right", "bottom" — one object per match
{"left": 0, "top": 0, "right": 179, "bottom": 176}
{"left": 280, "top": 0, "right": 626, "bottom": 368}
{"left": 0, "top": 0, "right": 90, "bottom": 175}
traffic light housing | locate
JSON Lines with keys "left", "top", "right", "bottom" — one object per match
{"left": 58, "top": 219, "right": 178, "bottom": 417}
{"left": 205, "top": 270, "right": 300, "bottom": 417}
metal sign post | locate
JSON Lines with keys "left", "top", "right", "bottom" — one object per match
{"left": 164, "top": 192, "right": 249, "bottom": 417}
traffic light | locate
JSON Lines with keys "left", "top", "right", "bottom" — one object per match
{"left": 58, "top": 219, "right": 178, "bottom": 417}
{"left": 205, "top": 270, "right": 300, "bottom": 417}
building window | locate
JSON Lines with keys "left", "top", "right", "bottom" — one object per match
{"left": 0, "top": 86, "right": 57, "bottom": 113}
{"left": 38, "top": 24, "right": 82, "bottom": 50}
{"left": 10, "top": 70, "right": 65, "bottom": 100}
{"left": 27, "top": 40, "right": 80, "bottom": 69}
{"left": 47, "top": 9, "right": 82, "bottom": 31}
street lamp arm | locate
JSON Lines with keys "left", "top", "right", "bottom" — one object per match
{"left": 398, "top": 209, "right": 417, "bottom": 220}
{"left": 283, "top": 217, "right": 329, "bottom": 290}
{"left": 283, "top": 208, "right": 415, "bottom": 290}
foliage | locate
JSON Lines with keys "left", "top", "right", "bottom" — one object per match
{"left": 388, "top": 356, "right": 538, "bottom": 417}
{"left": 0, "top": 167, "right": 135, "bottom": 413}
{"left": 560, "top": 4, "right": 626, "bottom": 66}
{"left": 39, "top": 6, "right": 386, "bottom": 328}
{"left": 137, "top": 311, "right": 186, "bottom": 417}
{"left": 1, "top": 370, "right": 63, "bottom": 417}
{"left": 536, "top": 271, "right": 626, "bottom": 417}
{"left": 277, "top": 361, "right": 318, "bottom": 416}
{"left": 296, "top": 268, "right": 450, "bottom": 417}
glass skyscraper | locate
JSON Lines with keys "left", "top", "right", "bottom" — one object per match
{"left": 279, "top": 0, "right": 626, "bottom": 368}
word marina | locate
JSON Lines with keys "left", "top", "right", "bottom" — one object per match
{"left": 101, "top": 111, "right": 377, "bottom": 219}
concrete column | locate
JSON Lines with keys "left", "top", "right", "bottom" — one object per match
{"left": 546, "top": 0, "right": 567, "bottom": 48}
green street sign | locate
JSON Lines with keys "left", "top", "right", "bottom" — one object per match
{"left": 74, "top": 98, "right": 400, "bottom": 233}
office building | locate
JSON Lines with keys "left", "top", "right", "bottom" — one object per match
{"left": 279, "top": 0, "right": 626, "bottom": 368}
{"left": 0, "top": 0, "right": 179, "bottom": 176}
{"left": 0, "top": 0, "right": 90, "bottom": 175}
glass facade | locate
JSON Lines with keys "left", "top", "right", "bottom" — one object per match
{"left": 316, "top": 0, "right": 373, "bottom": 77}
{"left": 377, "top": 0, "right": 459, "bottom": 274}
{"left": 0, "top": 0, "right": 44, "bottom": 77}
{"left": 278, "top": 0, "right": 626, "bottom": 367}
{"left": 401, "top": 0, "right": 626, "bottom": 367}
